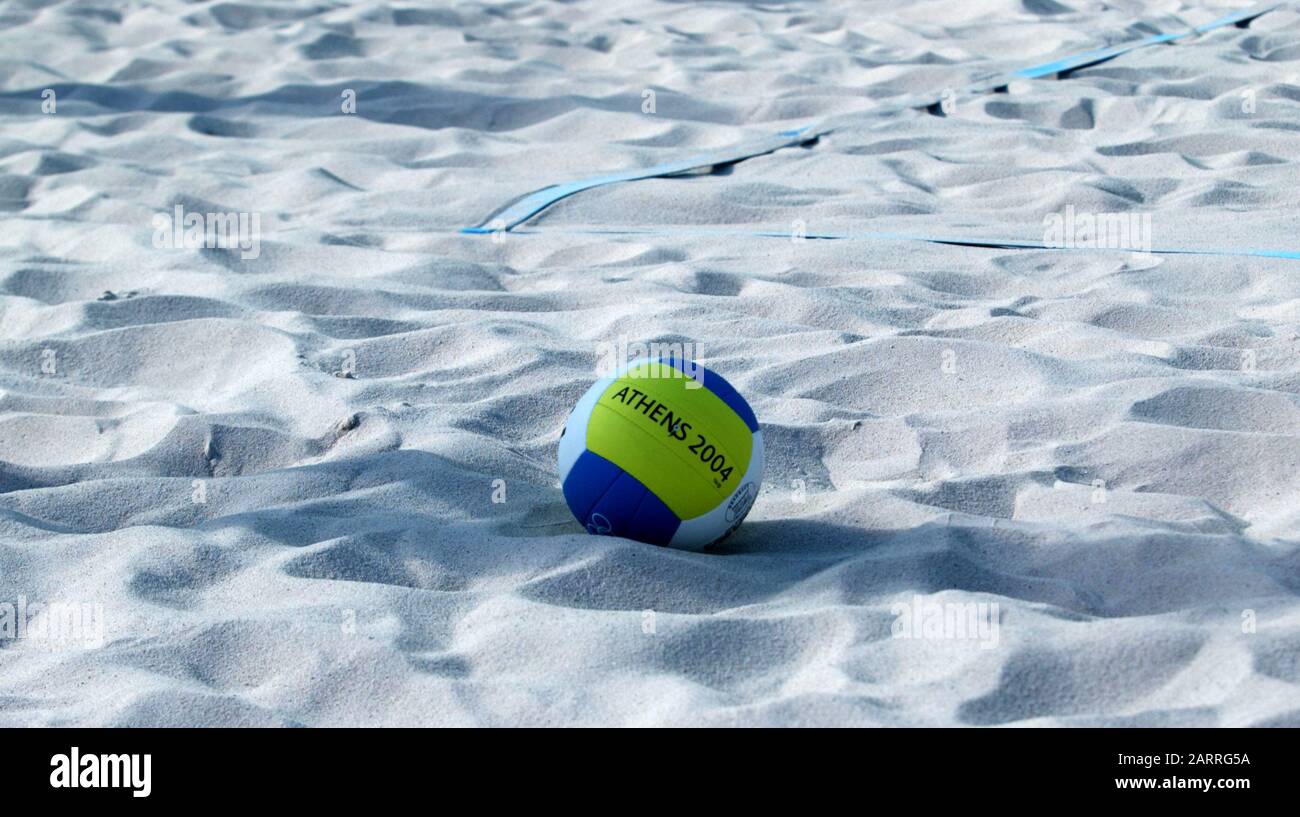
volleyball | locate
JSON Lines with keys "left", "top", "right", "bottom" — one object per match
{"left": 557, "top": 357, "right": 763, "bottom": 550}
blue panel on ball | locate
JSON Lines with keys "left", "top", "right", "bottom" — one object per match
{"left": 562, "top": 450, "right": 681, "bottom": 546}
{"left": 562, "top": 450, "right": 622, "bottom": 522}
{"left": 623, "top": 480, "right": 681, "bottom": 546}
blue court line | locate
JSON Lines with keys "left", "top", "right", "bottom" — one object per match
{"left": 491, "top": 225, "right": 1300, "bottom": 262}
{"left": 1008, "top": 5, "right": 1275, "bottom": 78}
{"left": 464, "top": 126, "right": 817, "bottom": 234}
{"left": 465, "top": 1, "right": 1281, "bottom": 233}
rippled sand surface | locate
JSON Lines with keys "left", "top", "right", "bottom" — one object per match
{"left": 0, "top": 0, "right": 1297, "bottom": 725}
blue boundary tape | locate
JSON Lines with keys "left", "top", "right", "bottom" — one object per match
{"left": 495, "top": 225, "right": 1300, "bottom": 262}
{"left": 464, "top": 2, "right": 1282, "bottom": 236}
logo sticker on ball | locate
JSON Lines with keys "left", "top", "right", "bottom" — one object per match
{"left": 586, "top": 512, "right": 613, "bottom": 536}
{"left": 726, "top": 482, "right": 758, "bottom": 524}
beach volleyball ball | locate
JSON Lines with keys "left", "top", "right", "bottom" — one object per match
{"left": 557, "top": 357, "right": 763, "bottom": 550}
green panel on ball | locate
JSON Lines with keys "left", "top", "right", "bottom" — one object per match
{"left": 586, "top": 362, "right": 753, "bottom": 520}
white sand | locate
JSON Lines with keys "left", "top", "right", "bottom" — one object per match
{"left": 0, "top": 0, "right": 1297, "bottom": 726}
